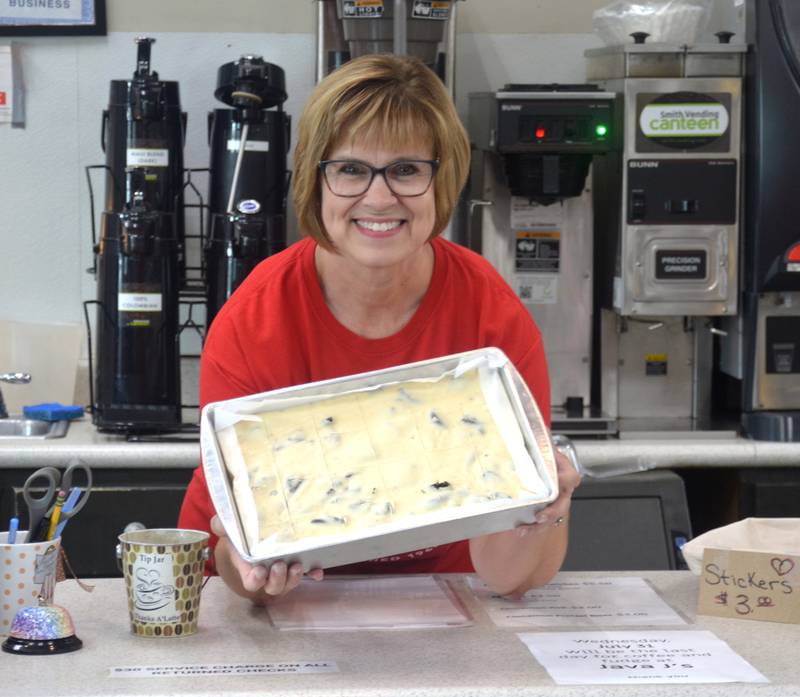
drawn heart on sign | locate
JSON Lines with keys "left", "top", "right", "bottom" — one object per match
{"left": 770, "top": 557, "right": 795, "bottom": 576}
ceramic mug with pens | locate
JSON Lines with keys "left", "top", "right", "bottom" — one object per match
{"left": 22, "top": 461, "right": 92, "bottom": 544}
{"left": 0, "top": 531, "right": 61, "bottom": 634}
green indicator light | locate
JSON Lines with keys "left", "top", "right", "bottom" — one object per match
{"left": 596, "top": 124, "right": 608, "bottom": 137}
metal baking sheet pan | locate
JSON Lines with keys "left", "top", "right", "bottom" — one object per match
{"left": 201, "top": 347, "right": 558, "bottom": 570}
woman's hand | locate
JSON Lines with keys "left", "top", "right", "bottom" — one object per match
{"left": 210, "top": 515, "right": 323, "bottom": 604}
{"left": 470, "top": 447, "right": 582, "bottom": 596}
{"left": 525, "top": 446, "right": 582, "bottom": 531}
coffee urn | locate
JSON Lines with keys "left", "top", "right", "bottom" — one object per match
{"left": 101, "top": 37, "right": 187, "bottom": 281}
{"left": 205, "top": 56, "right": 290, "bottom": 327}
{"left": 90, "top": 37, "right": 185, "bottom": 433}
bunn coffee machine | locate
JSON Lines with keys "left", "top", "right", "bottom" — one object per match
{"left": 205, "top": 56, "right": 290, "bottom": 327}
{"left": 718, "top": 0, "right": 800, "bottom": 441}
{"left": 88, "top": 37, "right": 185, "bottom": 433}
{"left": 585, "top": 36, "right": 745, "bottom": 431}
{"left": 465, "top": 86, "right": 617, "bottom": 434}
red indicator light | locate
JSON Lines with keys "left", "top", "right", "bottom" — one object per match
{"left": 788, "top": 243, "right": 800, "bottom": 262}
{"left": 535, "top": 127, "right": 546, "bottom": 139}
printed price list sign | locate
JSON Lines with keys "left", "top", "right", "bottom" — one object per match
{"left": 697, "top": 547, "right": 799, "bottom": 624}
{"left": 469, "top": 576, "right": 685, "bottom": 628}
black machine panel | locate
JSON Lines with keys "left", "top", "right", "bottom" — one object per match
{"left": 495, "top": 86, "right": 615, "bottom": 203}
{"left": 744, "top": 0, "right": 800, "bottom": 292}
{"left": 765, "top": 316, "right": 800, "bottom": 374}
{"left": 496, "top": 92, "right": 614, "bottom": 153}
{"left": 505, "top": 154, "right": 591, "bottom": 200}
{"left": 627, "top": 159, "right": 737, "bottom": 225}
{"left": 738, "top": 0, "right": 800, "bottom": 433}
{"left": 561, "top": 471, "right": 691, "bottom": 571}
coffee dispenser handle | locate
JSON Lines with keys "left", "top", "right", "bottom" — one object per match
{"left": 284, "top": 170, "right": 293, "bottom": 209}
{"left": 134, "top": 36, "right": 155, "bottom": 78}
{"left": 101, "top": 110, "right": 108, "bottom": 153}
{"left": 468, "top": 199, "right": 493, "bottom": 215}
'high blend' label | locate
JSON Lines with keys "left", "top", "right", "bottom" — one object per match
{"left": 127, "top": 148, "right": 169, "bottom": 167}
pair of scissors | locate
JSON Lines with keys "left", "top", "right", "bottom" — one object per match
{"left": 22, "top": 460, "right": 92, "bottom": 542}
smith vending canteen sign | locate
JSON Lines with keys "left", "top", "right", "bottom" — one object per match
{"left": 636, "top": 92, "right": 733, "bottom": 152}
{"left": 640, "top": 101, "right": 729, "bottom": 138}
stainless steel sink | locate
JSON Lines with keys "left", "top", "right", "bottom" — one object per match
{"left": 0, "top": 418, "right": 70, "bottom": 439}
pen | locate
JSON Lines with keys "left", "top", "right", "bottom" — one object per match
{"left": 7, "top": 517, "right": 19, "bottom": 545}
{"left": 53, "top": 487, "right": 82, "bottom": 539}
{"left": 46, "top": 490, "right": 66, "bottom": 541}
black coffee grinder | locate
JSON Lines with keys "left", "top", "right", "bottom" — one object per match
{"left": 89, "top": 37, "right": 185, "bottom": 433}
{"left": 205, "top": 55, "right": 290, "bottom": 326}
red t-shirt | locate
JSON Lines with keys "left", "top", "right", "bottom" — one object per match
{"left": 178, "top": 236, "right": 550, "bottom": 574}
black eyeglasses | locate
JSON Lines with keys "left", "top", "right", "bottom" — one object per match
{"left": 319, "top": 159, "right": 439, "bottom": 198}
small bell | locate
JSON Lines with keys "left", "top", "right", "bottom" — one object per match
{"left": 2, "top": 601, "right": 82, "bottom": 655}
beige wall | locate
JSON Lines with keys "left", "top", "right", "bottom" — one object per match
{"left": 459, "top": 0, "right": 611, "bottom": 33}
{"left": 107, "top": 0, "right": 610, "bottom": 34}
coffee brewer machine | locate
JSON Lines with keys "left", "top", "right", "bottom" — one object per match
{"left": 718, "top": 0, "right": 800, "bottom": 441}
{"left": 314, "top": 0, "right": 462, "bottom": 89}
{"left": 585, "top": 37, "right": 745, "bottom": 431}
{"left": 465, "top": 86, "right": 617, "bottom": 434}
{"left": 205, "top": 56, "right": 290, "bottom": 327}
{"left": 88, "top": 37, "right": 185, "bottom": 433}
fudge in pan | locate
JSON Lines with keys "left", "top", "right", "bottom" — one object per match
{"left": 216, "top": 368, "right": 546, "bottom": 553}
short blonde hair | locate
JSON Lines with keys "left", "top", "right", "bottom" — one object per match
{"left": 292, "top": 54, "right": 470, "bottom": 248}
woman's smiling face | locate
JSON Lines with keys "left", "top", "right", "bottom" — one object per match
{"left": 320, "top": 138, "right": 436, "bottom": 272}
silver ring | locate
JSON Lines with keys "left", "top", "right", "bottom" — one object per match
{"left": 553, "top": 516, "right": 565, "bottom": 527}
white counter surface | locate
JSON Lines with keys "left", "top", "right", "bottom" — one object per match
{"left": 2, "top": 572, "right": 798, "bottom": 697}
{"left": 1, "top": 419, "right": 799, "bottom": 470}
{"left": 0, "top": 419, "right": 198, "bottom": 469}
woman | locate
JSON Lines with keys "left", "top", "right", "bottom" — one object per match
{"left": 178, "top": 53, "right": 580, "bottom": 603}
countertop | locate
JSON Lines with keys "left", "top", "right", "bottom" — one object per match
{"left": 2, "top": 571, "right": 798, "bottom": 697}
{"left": 0, "top": 419, "right": 798, "bottom": 470}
